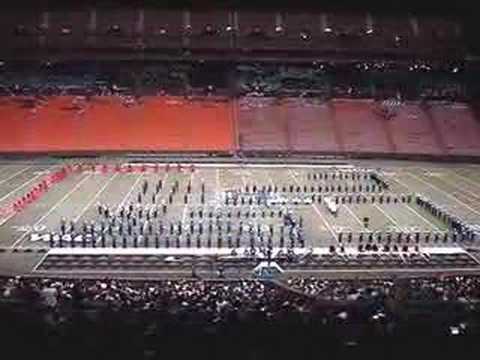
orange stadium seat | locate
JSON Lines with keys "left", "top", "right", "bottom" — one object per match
{"left": 0, "top": 96, "right": 234, "bottom": 152}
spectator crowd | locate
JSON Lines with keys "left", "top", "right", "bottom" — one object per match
{"left": 2, "top": 275, "right": 480, "bottom": 313}
{"left": 1, "top": 275, "right": 480, "bottom": 360}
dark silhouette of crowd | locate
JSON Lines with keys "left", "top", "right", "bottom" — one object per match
{"left": 1, "top": 275, "right": 480, "bottom": 360}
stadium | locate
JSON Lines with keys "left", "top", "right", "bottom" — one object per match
{"left": 1, "top": 1, "right": 480, "bottom": 359}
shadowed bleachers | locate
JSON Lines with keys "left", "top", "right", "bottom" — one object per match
{"left": 332, "top": 99, "right": 392, "bottom": 153}
{"left": 0, "top": 96, "right": 234, "bottom": 152}
{"left": 388, "top": 103, "right": 441, "bottom": 155}
{"left": 428, "top": 103, "right": 480, "bottom": 156}
{"left": 237, "top": 98, "right": 289, "bottom": 152}
{"left": 285, "top": 99, "right": 339, "bottom": 152}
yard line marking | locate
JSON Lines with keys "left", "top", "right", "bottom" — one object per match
{"left": 435, "top": 172, "right": 480, "bottom": 202}
{"left": 407, "top": 173, "right": 480, "bottom": 216}
{"left": 116, "top": 173, "right": 144, "bottom": 212}
{"left": 403, "top": 204, "right": 441, "bottom": 231}
{"left": 288, "top": 169, "right": 337, "bottom": 242}
{"left": 0, "top": 166, "right": 32, "bottom": 185}
{"left": 373, "top": 203, "right": 405, "bottom": 232}
{"left": 312, "top": 204, "right": 338, "bottom": 241}
{"left": 0, "top": 173, "right": 43, "bottom": 203}
{"left": 0, "top": 212, "right": 15, "bottom": 227}
{"left": 181, "top": 171, "right": 195, "bottom": 224}
{"left": 449, "top": 170, "right": 480, "bottom": 189}
{"left": 11, "top": 174, "right": 92, "bottom": 248}
{"left": 74, "top": 172, "right": 119, "bottom": 223}
{"left": 32, "top": 252, "right": 50, "bottom": 272}
{"left": 343, "top": 205, "right": 364, "bottom": 229}
{"left": 390, "top": 176, "right": 412, "bottom": 192}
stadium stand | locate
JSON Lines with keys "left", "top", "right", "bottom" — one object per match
{"left": 0, "top": 96, "right": 234, "bottom": 152}
{"left": 237, "top": 97, "right": 289, "bottom": 152}
{"left": 284, "top": 99, "right": 340, "bottom": 153}
{"left": 331, "top": 99, "right": 393, "bottom": 154}
{"left": 427, "top": 103, "right": 480, "bottom": 156}
{"left": 387, "top": 103, "right": 442, "bottom": 155}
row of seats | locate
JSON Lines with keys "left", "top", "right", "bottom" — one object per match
{"left": 37, "top": 251, "right": 479, "bottom": 271}
{"left": 0, "top": 96, "right": 233, "bottom": 152}
{"left": 0, "top": 96, "right": 479, "bottom": 156}
{"left": 237, "top": 98, "right": 480, "bottom": 157}
{"left": 282, "top": 252, "right": 479, "bottom": 269}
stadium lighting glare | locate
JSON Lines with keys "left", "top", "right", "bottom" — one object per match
{"left": 204, "top": 24, "right": 214, "bottom": 34}
{"left": 300, "top": 31, "right": 311, "bottom": 41}
{"left": 61, "top": 26, "right": 72, "bottom": 35}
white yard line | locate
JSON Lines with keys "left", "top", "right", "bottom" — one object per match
{"left": 403, "top": 204, "right": 441, "bottom": 231}
{"left": 74, "top": 173, "right": 119, "bottom": 223}
{"left": 312, "top": 204, "right": 338, "bottom": 241}
{"left": 287, "top": 169, "right": 337, "bottom": 241}
{"left": 343, "top": 205, "right": 365, "bottom": 229}
{"left": 0, "top": 212, "right": 15, "bottom": 227}
{"left": 0, "top": 166, "right": 32, "bottom": 185}
{"left": 11, "top": 174, "right": 92, "bottom": 248}
{"left": 427, "top": 171, "right": 480, "bottom": 202}
{"left": 32, "top": 252, "right": 50, "bottom": 272}
{"left": 116, "top": 173, "right": 144, "bottom": 212}
{"left": 0, "top": 173, "right": 43, "bottom": 203}
{"left": 449, "top": 170, "right": 480, "bottom": 190}
{"left": 389, "top": 176, "right": 411, "bottom": 192}
{"left": 407, "top": 173, "right": 480, "bottom": 216}
{"left": 181, "top": 171, "right": 195, "bottom": 224}
{"left": 373, "top": 203, "right": 405, "bottom": 232}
